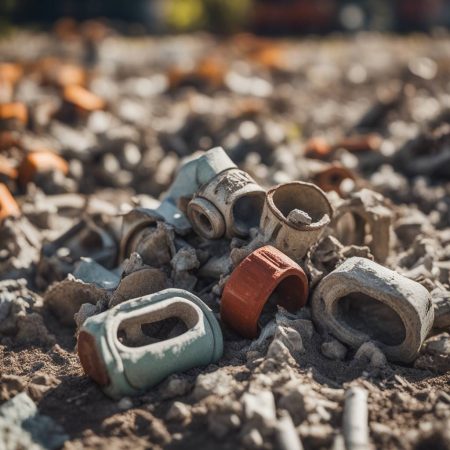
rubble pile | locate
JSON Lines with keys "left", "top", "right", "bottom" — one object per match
{"left": 0, "top": 23, "right": 449, "bottom": 449}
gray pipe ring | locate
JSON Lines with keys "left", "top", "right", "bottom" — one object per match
{"left": 187, "top": 168, "right": 265, "bottom": 239}
{"left": 260, "top": 181, "right": 333, "bottom": 260}
{"left": 311, "top": 257, "right": 434, "bottom": 363}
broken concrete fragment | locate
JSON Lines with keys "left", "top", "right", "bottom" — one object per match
{"left": 170, "top": 247, "right": 200, "bottom": 272}
{"left": 0, "top": 278, "right": 41, "bottom": 335}
{"left": 287, "top": 208, "right": 313, "bottom": 225}
{"left": 0, "top": 392, "right": 68, "bottom": 450}
{"left": 193, "top": 370, "right": 235, "bottom": 401}
{"left": 130, "top": 222, "right": 176, "bottom": 267}
{"left": 312, "top": 257, "right": 434, "bottom": 363}
{"left": 242, "top": 390, "right": 276, "bottom": 422}
{"left": 0, "top": 217, "right": 41, "bottom": 282}
{"left": 166, "top": 401, "right": 191, "bottom": 422}
{"left": 415, "top": 332, "right": 450, "bottom": 373}
{"left": 45, "top": 275, "right": 109, "bottom": 326}
{"left": 109, "top": 267, "right": 168, "bottom": 308}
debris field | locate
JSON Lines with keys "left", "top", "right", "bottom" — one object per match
{"left": 0, "top": 25, "right": 450, "bottom": 450}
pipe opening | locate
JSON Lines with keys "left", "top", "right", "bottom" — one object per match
{"left": 232, "top": 193, "right": 265, "bottom": 235}
{"left": 194, "top": 209, "right": 214, "bottom": 234}
{"left": 335, "top": 292, "right": 406, "bottom": 345}
{"left": 117, "top": 301, "right": 198, "bottom": 348}
{"left": 271, "top": 184, "right": 330, "bottom": 224}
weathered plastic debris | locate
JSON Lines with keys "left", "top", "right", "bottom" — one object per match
{"left": 259, "top": 181, "right": 333, "bottom": 260}
{"left": 220, "top": 245, "right": 308, "bottom": 338}
{"left": 311, "top": 257, "right": 434, "bottom": 363}
{"left": 187, "top": 148, "right": 265, "bottom": 239}
{"left": 78, "top": 288, "right": 223, "bottom": 399}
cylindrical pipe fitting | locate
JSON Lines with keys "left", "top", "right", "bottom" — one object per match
{"left": 311, "top": 257, "right": 434, "bottom": 363}
{"left": 188, "top": 168, "right": 265, "bottom": 239}
{"left": 220, "top": 245, "right": 309, "bottom": 338}
{"left": 78, "top": 288, "right": 223, "bottom": 399}
{"left": 187, "top": 197, "right": 226, "bottom": 239}
{"left": 260, "top": 181, "right": 333, "bottom": 260}
{"left": 331, "top": 189, "right": 392, "bottom": 263}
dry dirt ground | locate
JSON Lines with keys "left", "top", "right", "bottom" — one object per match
{"left": 0, "top": 27, "right": 450, "bottom": 449}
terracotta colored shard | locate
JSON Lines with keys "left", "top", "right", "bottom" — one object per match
{"left": 336, "top": 134, "right": 382, "bottom": 153}
{"left": 313, "top": 165, "right": 356, "bottom": 195}
{"left": 0, "top": 102, "right": 28, "bottom": 125}
{"left": 0, "top": 155, "right": 18, "bottom": 180}
{"left": 0, "top": 183, "right": 20, "bottom": 221}
{"left": 77, "top": 331, "right": 110, "bottom": 387}
{"left": 63, "top": 85, "right": 105, "bottom": 112}
{"left": 18, "top": 150, "right": 69, "bottom": 185}
{"left": 0, "top": 63, "right": 23, "bottom": 85}
{"left": 220, "top": 245, "right": 309, "bottom": 338}
{"left": 304, "top": 137, "right": 332, "bottom": 159}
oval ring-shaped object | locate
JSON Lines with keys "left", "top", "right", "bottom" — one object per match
{"left": 311, "top": 257, "right": 434, "bottom": 363}
{"left": 260, "top": 181, "right": 333, "bottom": 261}
{"left": 78, "top": 288, "right": 223, "bottom": 399}
{"left": 220, "top": 245, "right": 309, "bottom": 339}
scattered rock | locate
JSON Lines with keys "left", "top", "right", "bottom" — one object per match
{"left": 321, "top": 339, "right": 347, "bottom": 361}
{"left": 354, "top": 341, "right": 388, "bottom": 368}
{"left": 166, "top": 401, "right": 191, "bottom": 422}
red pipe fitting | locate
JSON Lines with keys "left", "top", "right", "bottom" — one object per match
{"left": 220, "top": 245, "right": 309, "bottom": 339}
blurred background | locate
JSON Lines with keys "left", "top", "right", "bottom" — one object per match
{"left": 1, "top": 0, "right": 449, "bottom": 34}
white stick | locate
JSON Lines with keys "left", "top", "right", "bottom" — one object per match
{"left": 343, "top": 386, "right": 369, "bottom": 450}
{"left": 276, "top": 410, "right": 303, "bottom": 450}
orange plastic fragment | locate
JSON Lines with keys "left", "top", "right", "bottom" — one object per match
{"left": 0, "top": 183, "right": 20, "bottom": 221}
{"left": 18, "top": 150, "right": 69, "bottom": 185}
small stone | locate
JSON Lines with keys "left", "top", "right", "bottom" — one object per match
{"left": 273, "top": 325, "right": 305, "bottom": 357}
{"left": 74, "top": 303, "right": 98, "bottom": 329}
{"left": 171, "top": 247, "right": 200, "bottom": 272}
{"left": 287, "top": 209, "right": 312, "bottom": 225}
{"left": 193, "top": 371, "right": 235, "bottom": 401}
{"left": 321, "top": 339, "right": 347, "bottom": 361}
{"left": 161, "top": 377, "right": 192, "bottom": 399}
{"left": 241, "top": 428, "right": 264, "bottom": 449}
{"left": 0, "top": 375, "right": 26, "bottom": 401}
{"left": 242, "top": 390, "right": 276, "bottom": 422}
{"left": 117, "top": 397, "right": 133, "bottom": 410}
{"left": 166, "top": 401, "right": 191, "bottom": 422}
{"left": 208, "top": 413, "right": 241, "bottom": 439}
{"left": 354, "top": 341, "right": 387, "bottom": 367}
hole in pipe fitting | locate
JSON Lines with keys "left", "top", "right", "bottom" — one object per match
{"left": 258, "top": 275, "right": 306, "bottom": 329}
{"left": 117, "top": 302, "right": 197, "bottom": 348}
{"left": 335, "top": 292, "right": 406, "bottom": 345}
{"left": 232, "top": 193, "right": 265, "bottom": 235}
{"left": 195, "top": 210, "right": 214, "bottom": 234}
{"left": 272, "top": 184, "right": 329, "bottom": 224}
